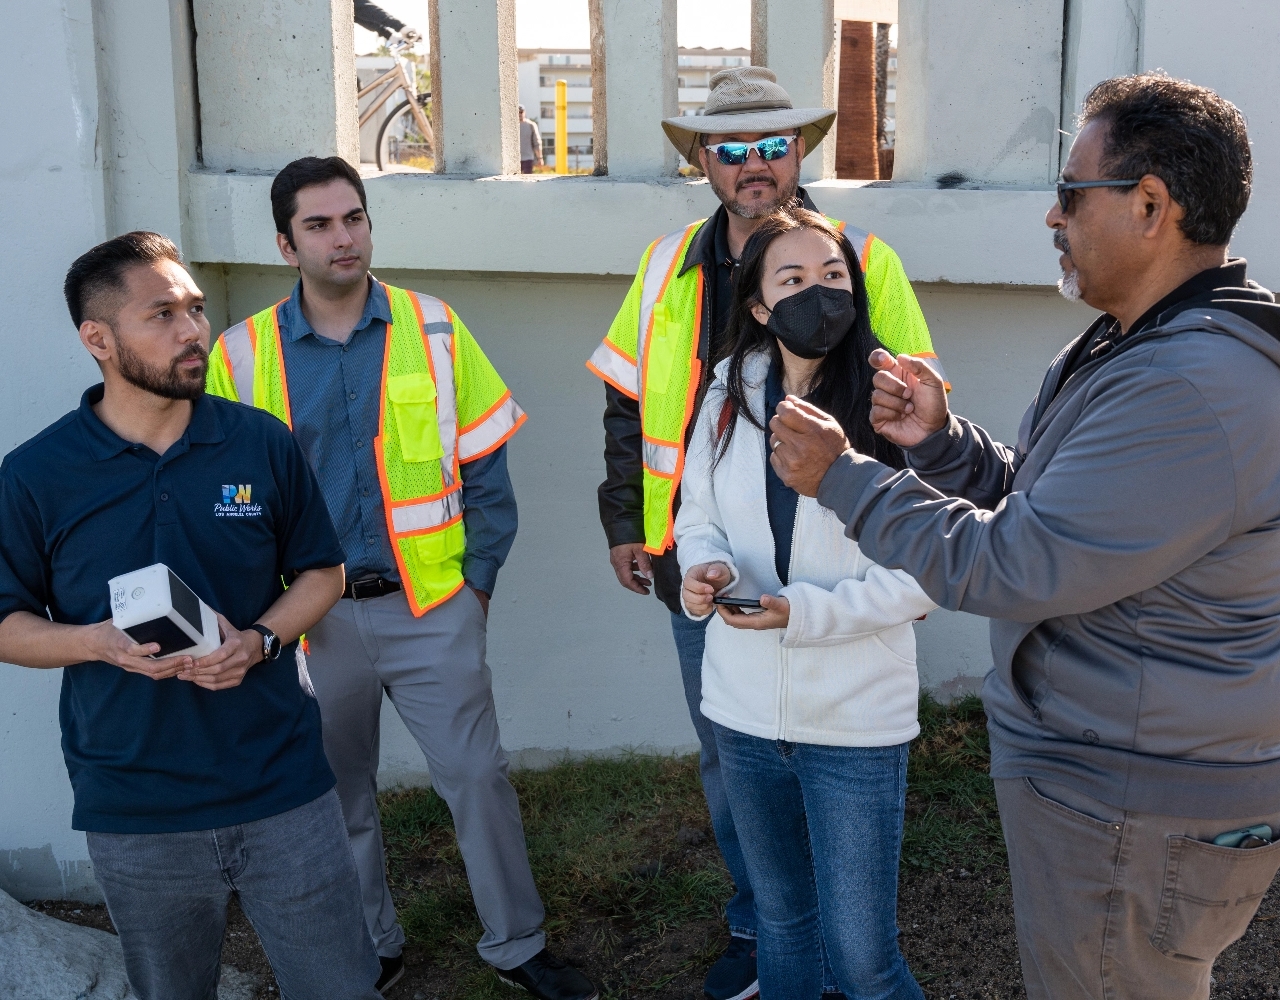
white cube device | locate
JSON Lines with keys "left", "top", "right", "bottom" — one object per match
{"left": 108, "top": 563, "right": 221, "bottom": 659}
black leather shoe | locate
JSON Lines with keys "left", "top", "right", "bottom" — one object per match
{"left": 495, "top": 948, "right": 599, "bottom": 1000}
{"left": 703, "top": 936, "right": 758, "bottom": 1000}
{"left": 376, "top": 953, "right": 405, "bottom": 994}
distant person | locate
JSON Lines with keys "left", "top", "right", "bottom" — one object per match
{"left": 206, "top": 156, "right": 597, "bottom": 1000}
{"left": 0, "top": 232, "right": 380, "bottom": 998}
{"left": 354, "top": 0, "right": 421, "bottom": 44}
{"left": 584, "top": 65, "right": 943, "bottom": 1000}
{"left": 769, "top": 73, "right": 1280, "bottom": 1000}
{"left": 678, "top": 207, "right": 933, "bottom": 1000}
{"left": 519, "top": 105, "right": 543, "bottom": 174}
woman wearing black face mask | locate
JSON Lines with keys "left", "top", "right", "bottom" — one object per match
{"left": 674, "top": 207, "right": 933, "bottom": 1000}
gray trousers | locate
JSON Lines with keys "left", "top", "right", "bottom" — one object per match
{"left": 87, "top": 790, "right": 381, "bottom": 1000}
{"left": 996, "top": 776, "right": 1280, "bottom": 1000}
{"left": 306, "top": 586, "right": 546, "bottom": 970}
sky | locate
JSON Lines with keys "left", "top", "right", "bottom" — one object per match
{"left": 354, "top": 0, "right": 752, "bottom": 54}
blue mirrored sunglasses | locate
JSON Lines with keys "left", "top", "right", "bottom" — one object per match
{"left": 704, "top": 135, "right": 797, "bottom": 166}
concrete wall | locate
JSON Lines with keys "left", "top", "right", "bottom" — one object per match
{"left": 895, "top": 0, "right": 1065, "bottom": 186}
{"left": 0, "top": 0, "right": 109, "bottom": 903}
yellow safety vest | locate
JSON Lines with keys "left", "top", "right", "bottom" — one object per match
{"left": 207, "top": 283, "right": 526, "bottom": 616}
{"left": 586, "top": 216, "right": 944, "bottom": 555}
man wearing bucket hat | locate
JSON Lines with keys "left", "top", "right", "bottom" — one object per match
{"left": 586, "top": 66, "right": 945, "bottom": 1000}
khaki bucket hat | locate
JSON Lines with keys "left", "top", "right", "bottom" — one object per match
{"left": 662, "top": 66, "right": 837, "bottom": 164}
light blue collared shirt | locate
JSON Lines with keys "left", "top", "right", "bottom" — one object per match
{"left": 276, "top": 278, "right": 516, "bottom": 594}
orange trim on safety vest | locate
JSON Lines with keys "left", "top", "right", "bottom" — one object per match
{"left": 860, "top": 233, "right": 874, "bottom": 273}
{"left": 601, "top": 337, "right": 636, "bottom": 365}
{"left": 387, "top": 481, "right": 463, "bottom": 508}
{"left": 215, "top": 338, "right": 235, "bottom": 388}
{"left": 585, "top": 360, "right": 640, "bottom": 400}
{"left": 461, "top": 409, "right": 527, "bottom": 463}
{"left": 662, "top": 270, "right": 704, "bottom": 552}
{"left": 458, "top": 389, "right": 511, "bottom": 434}
{"left": 396, "top": 510, "right": 465, "bottom": 539}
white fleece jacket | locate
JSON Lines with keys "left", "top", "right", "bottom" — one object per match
{"left": 675, "top": 353, "right": 937, "bottom": 747}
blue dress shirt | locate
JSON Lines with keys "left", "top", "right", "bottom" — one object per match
{"left": 277, "top": 278, "right": 517, "bottom": 594}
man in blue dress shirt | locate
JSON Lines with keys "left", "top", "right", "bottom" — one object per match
{"left": 208, "top": 157, "right": 596, "bottom": 1000}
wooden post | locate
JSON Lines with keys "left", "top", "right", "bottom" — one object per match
{"left": 835, "top": 20, "right": 878, "bottom": 179}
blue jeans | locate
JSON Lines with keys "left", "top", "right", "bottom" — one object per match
{"left": 713, "top": 724, "right": 924, "bottom": 1000}
{"left": 670, "top": 611, "right": 757, "bottom": 938}
{"left": 86, "top": 789, "right": 381, "bottom": 1000}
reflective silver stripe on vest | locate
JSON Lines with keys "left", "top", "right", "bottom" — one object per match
{"left": 843, "top": 224, "right": 871, "bottom": 265}
{"left": 390, "top": 489, "right": 463, "bottom": 534}
{"left": 643, "top": 440, "right": 679, "bottom": 476}
{"left": 410, "top": 292, "right": 460, "bottom": 490}
{"left": 916, "top": 355, "right": 949, "bottom": 386}
{"left": 587, "top": 340, "right": 639, "bottom": 395}
{"left": 458, "top": 394, "right": 526, "bottom": 462}
{"left": 220, "top": 320, "right": 255, "bottom": 404}
{"left": 635, "top": 224, "right": 698, "bottom": 396}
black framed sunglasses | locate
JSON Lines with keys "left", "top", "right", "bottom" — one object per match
{"left": 1056, "top": 178, "right": 1141, "bottom": 213}
{"left": 703, "top": 135, "right": 798, "bottom": 166}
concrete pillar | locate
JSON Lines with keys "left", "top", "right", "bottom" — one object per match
{"left": 587, "top": 0, "right": 608, "bottom": 175}
{"left": 94, "top": 0, "right": 199, "bottom": 248}
{"left": 594, "top": 0, "right": 677, "bottom": 177}
{"left": 428, "top": 0, "right": 520, "bottom": 175}
{"left": 193, "top": 0, "right": 358, "bottom": 172}
{"left": 835, "top": 21, "right": 878, "bottom": 179}
{"left": 1060, "top": 0, "right": 1140, "bottom": 164}
{"left": 1142, "top": 0, "right": 1280, "bottom": 288}
{"left": 752, "top": 0, "right": 837, "bottom": 183}
{"left": 894, "top": 0, "right": 1064, "bottom": 186}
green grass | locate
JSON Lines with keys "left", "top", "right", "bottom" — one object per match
{"left": 380, "top": 755, "right": 732, "bottom": 972}
{"left": 902, "top": 694, "right": 1005, "bottom": 872}
{"left": 377, "top": 695, "right": 1003, "bottom": 997}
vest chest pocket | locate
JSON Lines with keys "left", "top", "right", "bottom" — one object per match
{"left": 388, "top": 373, "right": 445, "bottom": 463}
{"left": 645, "top": 301, "right": 677, "bottom": 395}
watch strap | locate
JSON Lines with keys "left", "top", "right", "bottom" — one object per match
{"left": 250, "top": 623, "right": 282, "bottom": 661}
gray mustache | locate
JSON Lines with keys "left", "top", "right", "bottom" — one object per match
{"left": 1054, "top": 232, "right": 1071, "bottom": 255}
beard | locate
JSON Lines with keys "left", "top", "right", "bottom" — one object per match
{"left": 1053, "top": 230, "right": 1082, "bottom": 302}
{"left": 116, "top": 338, "right": 208, "bottom": 400}
{"left": 707, "top": 167, "right": 800, "bottom": 220}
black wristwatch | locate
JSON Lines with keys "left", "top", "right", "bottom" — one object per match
{"left": 250, "top": 623, "right": 282, "bottom": 662}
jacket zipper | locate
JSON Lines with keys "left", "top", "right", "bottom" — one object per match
{"left": 778, "top": 500, "right": 802, "bottom": 741}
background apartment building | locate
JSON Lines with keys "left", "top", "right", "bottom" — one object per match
{"left": 517, "top": 47, "right": 752, "bottom": 170}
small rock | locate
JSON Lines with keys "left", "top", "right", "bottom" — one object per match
{"left": 2, "top": 891, "right": 257, "bottom": 999}
{"left": 413, "top": 993, "right": 427, "bottom": 1000}
{"left": 630, "top": 860, "right": 662, "bottom": 880}
{"left": 676, "top": 825, "right": 707, "bottom": 847}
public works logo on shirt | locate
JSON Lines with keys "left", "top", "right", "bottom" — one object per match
{"left": 215, "top": 484, "right": 262, "bottom": 518}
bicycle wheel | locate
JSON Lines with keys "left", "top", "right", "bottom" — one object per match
{"left": 376, "top": 96, "right": 433, "bottom": 171}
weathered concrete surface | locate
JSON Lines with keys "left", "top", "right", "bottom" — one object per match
{"left": 0, "top": 890, "right": 258, "bottom": 999}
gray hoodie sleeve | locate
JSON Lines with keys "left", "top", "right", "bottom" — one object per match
{"left": 816, "top": 365, "right": 1238, "bottom": 622}
{"left": 902, "top": 412, "right": 1027, "bottom": 509}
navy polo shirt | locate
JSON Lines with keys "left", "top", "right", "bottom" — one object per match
{"left": 0, "top": 386, "right": 344, "bottom": 833}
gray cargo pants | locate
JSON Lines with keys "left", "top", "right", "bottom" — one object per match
{"left": 996, "top": 776, "right": 1280, "bottom": 1000}
{"left": 306, "top": 585, "right": 546, "bottom": 970}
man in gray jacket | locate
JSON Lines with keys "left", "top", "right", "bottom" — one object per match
{"left": 767, "top": 72, "right": 1280, "bottom": 1000}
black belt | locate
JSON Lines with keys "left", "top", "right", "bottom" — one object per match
{"left": 343, "top": 577, "right": 403, "bottom": 601}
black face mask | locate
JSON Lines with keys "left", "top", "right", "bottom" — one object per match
{"left": 763, "top": 285, "right": 858, "bottom": 359}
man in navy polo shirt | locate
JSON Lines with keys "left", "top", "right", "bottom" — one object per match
{"left": 0, "top": 232, "right": 382, "bottom": 1000}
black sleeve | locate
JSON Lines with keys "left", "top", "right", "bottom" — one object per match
{"left": 274, "top": 431, "right": 347, "bottom": 580}
{"left": 354, "top": 0, "right": 406, "bottom": 37}
{"left": 0, "top": 463, "right": 50, "bottom": 625}
{"left": 599, "top": 384, "right": 645, "bottom": 548}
